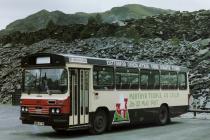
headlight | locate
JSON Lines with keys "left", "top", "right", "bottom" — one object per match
{"left": 56, "top": 108, "right": 60, "bottom": 114}
{"left": 21, "top": 107, "right": 25, "bottom": 112}
{"left": 21, "top": 107, "right": 28, "bottom": 112}
{"left": 51, "top": 109, "right": 55, "bottom": 114}
{"left": 51, "top": 108, "right": 61, "bottom": 114}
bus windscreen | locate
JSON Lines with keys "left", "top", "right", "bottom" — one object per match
{"left": 24, "top": 68, "right": 68, "bottom": 94}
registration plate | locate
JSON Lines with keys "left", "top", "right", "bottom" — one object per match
{"left": 34, "top": 121, "right": 45, "bottom": 126}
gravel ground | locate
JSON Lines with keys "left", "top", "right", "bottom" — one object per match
{"left": 0, "top": 105, "right": 210, "bottom": 140}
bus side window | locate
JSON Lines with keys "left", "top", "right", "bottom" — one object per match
{"left": 129, "top": 68, "right": 139, "bottom": 89}
{"left": 140, "top": 70, "right": 149, "bottom": 89}
{"left": 160, "top": 71, "right": 170, "bottom": 90}
{"left": 93, "top": 66, "right": 114, "bottom": 90}
{"left": 116, "top": 68, "right": 129, "bottom": 89}
{"left": 115, "top": 68, "right": 121, "bottom": 89}
{"left": 116, "top": 68, "right": 139, "bottom": 90}
{"left": 169, "top": 72, "right": 178, "bottom": 89}
{"left": 148, "top": 70, "right": 160, "bottom": 89}
{"left": 178, "top": 73, "right": 187, "bottom": 90}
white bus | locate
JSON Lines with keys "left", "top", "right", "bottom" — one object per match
{"left": 20, "top": 53, "right": 189, "bottom": 134}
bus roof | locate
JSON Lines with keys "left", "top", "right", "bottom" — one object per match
{"left": 62, "top": 54, "right": 187, "bottom": 72}
{"left": 21, "top": 53, "right": 188, "bottom": 72}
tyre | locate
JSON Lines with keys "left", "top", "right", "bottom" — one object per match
{"left": 90, "top": 110, "right": 108, "bottom": 134}
{"left": 157, "top": 105, "right": 170, "bottom": 125}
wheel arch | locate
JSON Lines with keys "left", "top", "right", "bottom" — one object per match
{"left": 89, "top": 106, "right": 111, "bottom": 134}
{"left": 160, "top": 103, "right": 169, "bottom": 111}
{"left": 160, "top": 103, "right": 171, "bottom": 123}
{"left": 95, "top": 106, "right": 111, "bottom": 122}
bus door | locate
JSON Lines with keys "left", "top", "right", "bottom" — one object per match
{"left": 69, "top": 68, "right": 89, "bottom": 126}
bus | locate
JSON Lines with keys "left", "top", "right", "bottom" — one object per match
{"left": 20, "top": 53, "right": 189, "bottom": 134}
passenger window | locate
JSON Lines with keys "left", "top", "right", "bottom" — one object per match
{"left": 129, "top": 69, "right": 139, "bottom": 89}
{"left": 140, "top": 70, "right": 149, "bottom": 89}
{"left": 148, "top": 70, "right": 160, "bottom": 89}
{"left": 93, "top": 66, "right": 114, "bottom": 90}
{"left": 178, "top": 73, "right": 187, "bottom": 90}
{"left": 116, "top": 68, "right": 139, "bottom": 90}
{"left": 160, "top": 71, "right": 170, "bottom": 89}
{"left": 169, "top": 72, "right": 178, "bottom": 89}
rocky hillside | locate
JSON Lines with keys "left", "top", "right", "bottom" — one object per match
{"left": 1, "top": 10, "right": 210, "bottom": 108}
{"left": 0, "top": 37, "right": 210, "bottom": 106}
{"left": 0, "top": 4, "right": 172, "bottom": 36}
{"left": 1, "top": 10, "right": 210, "bottom": 46}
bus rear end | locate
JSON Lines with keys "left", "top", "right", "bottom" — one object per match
{"left": 20, "top": 53, "right": 70, "bottom": 130}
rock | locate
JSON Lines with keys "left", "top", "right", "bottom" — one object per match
{"left": 200, "top": 38, "right": 210, "bottom": 46}
{"left": 0, "top": 37, "right": 209, "bottom": 106}
{"left": 154, "top": 38, "right": 162, "bottom": 42}
{"left": 198, "top": 50, "right": 210, "bottom": 58}
{"left": 3, "top": 43, "right": 13, "bottom": 48}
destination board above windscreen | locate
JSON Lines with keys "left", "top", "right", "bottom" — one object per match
{"left": 36, "top": 57, "right": 51, "bottom": 64}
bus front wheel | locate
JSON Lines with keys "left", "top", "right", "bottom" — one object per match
{"left": 90, "top": 110, "right": 108, "bottom": 134}
{"left": 157, "top": 105, "right": 170, "bottom": 125}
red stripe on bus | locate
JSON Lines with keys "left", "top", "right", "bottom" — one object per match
{"left": 21, "top": 97, "right": 70, "bottom": 114}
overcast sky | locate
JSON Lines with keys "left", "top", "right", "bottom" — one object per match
{"left": 1, "top": 0, "right": 210, "bottom": 30}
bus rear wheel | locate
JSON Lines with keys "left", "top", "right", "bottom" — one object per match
{"left": 157, "top": 105, "right": 170, "bottom": 125}
{"left": 90, "top": 110, "right": 108, "bottom": 134}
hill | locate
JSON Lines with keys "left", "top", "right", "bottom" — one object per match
{"left": 102, "top": 4, "right": 173, "bottom": 22}
{"left": 0, "top": 4, "right": 173, "bottom": 35}
{"left": 1, "top": 10, "right": 210, "bottom": 45}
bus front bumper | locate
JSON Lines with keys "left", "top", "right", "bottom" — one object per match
{"left": 20, "top": 113, "right": 69, "bottom": 128}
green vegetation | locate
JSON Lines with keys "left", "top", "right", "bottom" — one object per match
{"left": 171, "top": 37, "right": 180, "bottom": 46}
{"left": 102, "top": 4, "right": 173, "bottom": 22}
{"left": 1, "top": 4, "right": 173, "bottom": 35}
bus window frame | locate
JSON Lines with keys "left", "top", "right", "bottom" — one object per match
{"left": 160, "top": 71, "right": 170, "bottom": 90}
{"left": 169, "top": 71, "right": 178, "bottom": 90}
{"left": 178, "top": 72, "right": 187, "bottom": 90}
{"left": 93, "top": 65, "right": 115, "bottom": 90}
{"left": 22, "top": 66, "right": 68, "bottom": 94}
{"left": 115, "top": 67, "right": 139, "bottom": 90}
{"left": 140, "top": 69, "right": 150, "bottom": 90}
{"left": 148, "top": 70, "right": 160, "bottom": 90}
